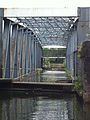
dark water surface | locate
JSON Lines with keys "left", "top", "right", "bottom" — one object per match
{"left": 0, "top": 92, "right": 90, "bottom": 120}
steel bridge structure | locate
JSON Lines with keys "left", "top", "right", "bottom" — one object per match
{"left": 0, "top": 7, "right": 89, "bottom": 80}
{"left": 1, "top": 7, "right": 90, "bottom": 102}
{"left": 0, "top": 8, "right": 78, "bottom": 79}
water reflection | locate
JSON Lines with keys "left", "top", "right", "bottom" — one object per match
{"left": 0, "top": 96, "right": 37, "bottom": 120}
{"left": 20, "top": 70, "right": 67, "bottom": 83}
{"left": 32, "top": 98, "right": 72, "bottom": 120}
{"left": 0, "top": 92, "right": 90, "bottom": 120}
{"left": 0, "top": 93, "right": 73, "bottom": 120}
{"left": 40, "top": 70, "right": 67, "bottom": 82}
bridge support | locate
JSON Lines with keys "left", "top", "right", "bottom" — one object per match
{"left": 77, "top": 8, "right": 90, "bottom": 102}
{"left": 0, "top": 8, "right": 4, "bottom": 78}
{"left": 66, "top": 7, "right": 90, "bottom": 102}
{"left": 81, "top": 41, "right": 90, "bottom": 103}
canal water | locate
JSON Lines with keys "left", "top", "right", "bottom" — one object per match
{"left": 0, "top": 92, "right": 90, "bottom": 120}
{"left": 40, "top": 70, "right": 67, "bottom": 82}
{"left": 0, "top": 70, "right": 90, "bottom": 120}
{"left": 30, "top": 70, "right": 67, "bottom": 82}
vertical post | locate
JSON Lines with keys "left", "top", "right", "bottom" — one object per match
{"left": 13, "top": 24, "right": 18, "bottom": 78}
{"left": 20, "top": 28, "right": 23, "bottom": 77}
{"left": 25, "top": 29, "right": 29, "bottom": 74}
{"left": 31, "top": 33, "right": 33, "bottom": 72}
{"left": 31, "top": 33, "right": 34, "bottom": 71}
{"left": 0, "top": 8, "right": 4, "bottom": 78}
{"left": 41, "top": 47, "right": 43, "bottom": 68}
{"left": 29, "top": 31, "right": 32, "bottom": 73}
{"left": 40, "top": 45, "right": 43, "bottom": 68}
{"left": 28, "top": 31, "right": 31, "bottom": 73}
{"left": 5, "top": 20, "right": 11, "bottom": 78}
{"left": 34, "top": 37, "right": 37, "bottom": 71}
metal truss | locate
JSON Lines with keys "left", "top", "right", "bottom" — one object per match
{"left": 9, "top": 17, "right": 78, "bottom": 46}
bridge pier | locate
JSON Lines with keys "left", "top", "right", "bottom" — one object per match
{"left": 80, "top": 41, "right": 90, "bottom": 103}
{"left": 66, "top": 7, "right": 90, "bottom": 102}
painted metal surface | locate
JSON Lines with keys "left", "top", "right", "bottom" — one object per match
{"left": 66, "top": 29, "right": 77, "bottom": 77}
{"left": 2, "top": 7, "right": 90, "bottom": 81}
{"left": 15, "top": 17, "right": 77, "bottom": 46}
{"left": 1, "top": 17, "right": 42, "bottom": 78}
{"left": 0, "top": 9, "right": 4, "bottom": 78}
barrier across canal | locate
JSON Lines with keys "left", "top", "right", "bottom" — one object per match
{"left": 0, "top": 80, "right": 74, "bottom": 93}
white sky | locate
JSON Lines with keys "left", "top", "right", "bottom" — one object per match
{"left": 43, "top": 46, "right": 66, "bottom": 49}
{"left": 0, "top": 0, "right": 90, "bottom": 8}
{"left": 1, "top": 0, "right": 90, "bottom": 17}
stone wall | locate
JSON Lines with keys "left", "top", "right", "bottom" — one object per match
{"left": 80, "top": 41, "right": 90, "bottom": 102}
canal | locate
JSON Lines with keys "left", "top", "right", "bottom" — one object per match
{"left": 0, "top": 70, "right": 90, "bottom": 120}
{"left": 0, "top": 92, "right": 89, "bottom": 120}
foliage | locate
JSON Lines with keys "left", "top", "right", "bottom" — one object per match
{"left": 77, "top": 43, "right": 83, "bottom": 59}
{"left": 64, "top": 68, "right": 72, "bottom": 80}
{"left": 65, "top": 68, "right": 83, "bottom": 95}
{"left": 63, "top": 59, "right": 66, "bottom": 67}
{"left": 43, "top": 48, "right": 66, "bottom": 65}
{"left": 74, "top": 76, "right": 83, "bottom": 94}
{"left": 44, "top": 58, "right": 50, "bottom": 67}
{"left": 43, "top": 48, "right": 66, "bottom": 57}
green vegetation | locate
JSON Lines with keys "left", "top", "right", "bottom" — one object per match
{"left": 77, "top": 43, "right": 83, "bottom": 59}
{"left": 36, "top": 68, "right": 42, "bottom": 76}
{"left": 43, "top": 48, "right": 66, "bottom": 67}
{"left": 64, "top": 68, "right": 73, "bottom": 80}
{"left": 43, "top": 48, "right": 66, "bottom": 57}
{"left": 76, "top": 43, "right": 83, "bottom": 95}
{"left": 74, "top": 76, "right": 83, "bottom": 90}
{"left": 65, "top": 68, "right": 83, "bottom": 95}
{"left": 63, "top": 59, "right": 66, "bottom": 67}
{"left": 44, "top": 58, "right": 50, "bottom": 68}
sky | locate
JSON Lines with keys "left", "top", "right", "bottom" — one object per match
{"left": 43, "top": 46, "right": 66, "bottom": 49}
{"left": 0, "top": 0, "right": 90, "bottom": 8}
{"left": 1, "top": 0, "right": 90, "bottom": 16}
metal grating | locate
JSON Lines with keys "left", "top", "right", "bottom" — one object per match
{"left": 8, "top": 16, "right": 78, "bottom": 46}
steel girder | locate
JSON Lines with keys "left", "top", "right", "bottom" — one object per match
{"left": 2, "top": 18, "right": 42, "bottom": 78}
{"left": 8, "top": 17, "right": 78, "bottom": 46}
